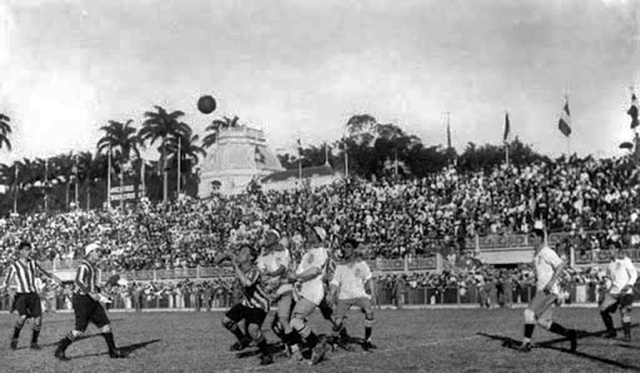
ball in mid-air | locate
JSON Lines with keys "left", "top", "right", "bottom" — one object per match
{"left": 197, "top": 95, "right": 217, "bottom": 114}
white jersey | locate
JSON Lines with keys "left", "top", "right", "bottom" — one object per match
{"left": 534, "top": 245, "right": 563, "bottom": 294}
{"left": 607, "top": 257, "right": 638, "bottom": 295}
{"left": 331, "top": 260, "right": 373, "bottom": 300}
{"left": 295, "top": 246, "right": 328, "bottom": 305}
{"left": 257, "top": 247, "right": 293, "bottom": 296}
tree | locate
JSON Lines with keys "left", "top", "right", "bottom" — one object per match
{"left": 139, "top": 106, "right": 190, "bottom": 202}
{"left": 0, "top": 113, "right": 12, "bottom": 151}
{"left": 166, "top": 132, "right": 206, "bottom": 197}
{"left": 202, "top": 115, "right": 240, "bottom": 148}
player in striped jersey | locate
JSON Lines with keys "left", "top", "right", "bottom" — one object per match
{"left": 222, "top": 245, "right": 274, "bottom": 365}
{"left": 1, "top": 241, "right": 62, "bottom": 350}
{"left": 54, "top": 243, "right": 127, "bottom": 361}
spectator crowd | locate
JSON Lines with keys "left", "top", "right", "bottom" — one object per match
{"left": 0, "top": 155, "right": 637, "bottom": 273}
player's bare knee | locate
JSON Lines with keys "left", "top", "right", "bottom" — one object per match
{"left": 538, "top": 319, "right": 552, "bottom": 330}
{"left": 524, "top": 309, "right": 536, "bottom": 324}
{"left": 33, "top": 316, "right": 42, "bottom": 327}
{"left": 247, "top": 324, "right": 262, "bottom": 340}
{"left": 100, "top": 324, "right": 111, "bottom": 333}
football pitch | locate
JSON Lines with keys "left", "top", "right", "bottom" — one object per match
{"left": 2, "top": 307, "right": 640, "bottom": 373}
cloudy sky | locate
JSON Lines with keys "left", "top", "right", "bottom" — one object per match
{"left": 0, "top": 0, "right": 638, "bottom": 162}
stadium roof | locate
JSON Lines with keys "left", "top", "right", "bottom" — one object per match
{"left": 260, "top": 164, "right": 338, "bottom": 183}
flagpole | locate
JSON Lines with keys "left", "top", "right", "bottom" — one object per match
{"left": 74, "top": 155, "right": 79, "bottom": 205}
{"left": 141, "top": 159, "right": 146, "bottom": 197}
{"left": 13, "top": 165, "right": 18, "bottom": 214}
{"left": 177, "top": 136, "right": 182, "bottom": 196}
{"left": 107, "top": 146, "right": 112, "bottom": 208}
{"left": 44, "top": 158, "right": 48, "bottom": 211}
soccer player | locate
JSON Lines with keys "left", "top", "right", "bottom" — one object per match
{"left": 329, "top": 238, "right": 376, "bottom": 351}
{"left": 600, "top": 241, "right": 638, "bottom": 342}
{"left": 1, "top": 241, "right": 62, "bottom": 350}
{"left": 286, "top": 225, "right": 331, "bottom": 365}
{"left": 221, "top": 245, "right": 274, "bottom": 366}
{"left": 519, "top": 222, "right": 577, "bottom": 352}
{"left": 256, "top": 229, "right": 295, "bottom": 353}
{"left": 54, "top": 243, "right": 127, "bottom": 360}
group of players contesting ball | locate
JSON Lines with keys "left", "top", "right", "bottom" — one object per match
{"left": 0, "top": 219, "right": 638, "bottom": 366}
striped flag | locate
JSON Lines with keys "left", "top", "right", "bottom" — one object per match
{"left": 558, "top": 98, "right": 572, "bottom": 137}
{"left": 627, "top": 92, "right": 639, "bottom": 130}
{"left": 297, "top": 138, "right": 304, "bottom": 159}
{"left": 503, "top": 112, "right": 510, "bottom": 142}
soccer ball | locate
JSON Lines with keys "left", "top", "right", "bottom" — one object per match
{"left": 197, "top": 95, "right": 217, "bottom": 114}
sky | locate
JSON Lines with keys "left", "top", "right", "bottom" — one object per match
{"left": 0, "top": 0, "right": 639, "bottom": 163}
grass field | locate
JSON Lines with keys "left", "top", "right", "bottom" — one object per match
{"left": 2, "top": 306, "right": 640, "bottom": 373}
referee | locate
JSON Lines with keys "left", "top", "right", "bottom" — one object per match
{"left": 54, "top": 243, "right": 127, "bottom": 360}
{"left": 0, "top": 241, "right": 62, "bottom": 350}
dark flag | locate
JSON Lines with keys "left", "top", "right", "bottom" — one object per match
{"left": 558, "top": 98, "right": 572, "bottom": 137}
{"left": 627, "top": 93, "right": 639, "bottom": 130}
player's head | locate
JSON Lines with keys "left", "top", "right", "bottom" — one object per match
{"left": 237, "top": 245, "right": 257, "bottom": 264}
{"left": 17, "top": 241, "right": 32, "bottom": 259}
{"left": 305, "top": 226, "right": 326, "bottom": 247}
{"left": 530, "top": 220, "right": 546, "bottom": 247}
{"left": 342, "top": 238, "right": 360, "bottom": 260}
{"left": 607, "top": 240, "right": 623, "bottom": 259}
{"left": 264, "top": 229, "right": 281, "bottom": 246}
{"left": 84, "top": 242, "right": 102, "bottom": 261}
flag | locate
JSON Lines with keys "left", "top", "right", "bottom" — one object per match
{"left": 447, "top": 121, "right": 452, "bottom": 149}
{"left": 503, "top": 112, "right": 510, "bottom": 142}
{"left": 627, "top": 93, "right": 639, "bottom": 130}
{"left": 297, "top": 138, "right": 303, "bottom": 158}
{"left": 558, "top": 98, "right": 572, "bottom": 137}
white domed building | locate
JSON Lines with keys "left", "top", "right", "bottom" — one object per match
{"left": 198, "top": 125, "right": 284, "bottom": 196}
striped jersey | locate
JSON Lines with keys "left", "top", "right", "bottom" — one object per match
{"left": 239, "top": 266, "right": 270, "bottom": 311}
{"left": 2, "top": 259, "right": 41, "bottom": 293}
{"left": 75, "top": 260, "right": 98, "bottom": 295}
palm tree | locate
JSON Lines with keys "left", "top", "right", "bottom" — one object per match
{"left": 139, "top": 106, "right": 190, "bottom": 202}
{"left": 202, "top": 115, "right": 240, "bottom": 148}
{"left": 0, "top": 113, "right": 12, "bottom": 151}
{"left": 97, "top": 119, "right": 140, "bottom": 206}
{"left": 166, "top": 132, "right": 206, "bottom": 195}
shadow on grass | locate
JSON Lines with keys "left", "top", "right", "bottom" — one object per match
{"left": 71, "top": 339, "right": 161, "bottom": 359}
{"left": 477, "top": 330, "right": 640, "bottom": 372}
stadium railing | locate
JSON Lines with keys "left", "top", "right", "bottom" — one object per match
{"left": 2, "top": 282, "right": 626, "bottom": 313}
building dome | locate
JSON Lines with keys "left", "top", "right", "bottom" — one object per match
{"left": 199, "top": 125, "right": 283, "bottom": 196}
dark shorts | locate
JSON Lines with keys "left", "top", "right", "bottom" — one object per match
{"left": 72, "top": 294, "right": 110, "bottom": 331}
{"left": 14, "top": 293, "right": 42, "bottom": 318}
{"left": 600, "top": 293, "right": 634, "bottom": 313}
{"left": 225, "top": 304, "right": 267, "bottom": 326}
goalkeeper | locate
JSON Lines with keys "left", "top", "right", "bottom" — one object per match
{"left": 54, "top": 243, "right": 127, "bottom": 361}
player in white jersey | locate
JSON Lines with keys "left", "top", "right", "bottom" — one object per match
{"left": 285, "top": 225, "right": 331, "bottom": 365}
{"left": 599, "top": 241, "right": 638, "bottom": 342}
{"left": 256, "top": 229, "right": 295, "bottom": 352}
{"left": 329, "top": 238, "right": 376, "bottom": 351}
{"left": 519, "top": 222, "right": 577, "bottom": 352}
